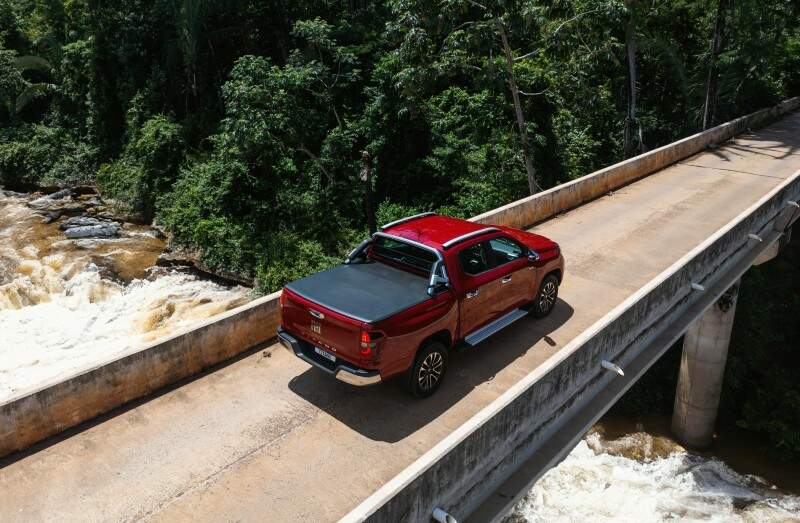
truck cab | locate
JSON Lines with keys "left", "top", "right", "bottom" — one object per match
{"left": 278, "top": 213, "right": 564, "bottom": 397}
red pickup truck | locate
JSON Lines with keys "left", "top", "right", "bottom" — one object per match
{"left": 278, "top": 213, "right": 564, "bottom": 397}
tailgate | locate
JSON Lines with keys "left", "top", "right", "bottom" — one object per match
{"left": 281, "top": 288, "right": 364, "bottom": 363}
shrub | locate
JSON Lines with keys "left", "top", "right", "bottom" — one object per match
{"left": 0, "top": 123, "right": 98, "bottom": 188}
{"left": 255, "top": 232, "right": 340, "bottom": 293}
{"left": 98, "top": 114, "right": 184, "bottom": 221}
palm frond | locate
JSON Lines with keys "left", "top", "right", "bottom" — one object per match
{"left": 14, "top": 55, "right": 53, "bottom": 73}
{"left": 15, "top": 83, "right": 56, "bottom": 114}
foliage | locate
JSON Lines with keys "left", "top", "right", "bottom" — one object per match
{"left": 98, "top": 114, "right": 184, "bottom": 221}
{"left": 0, "top": 123, "right": 97, "bottom": 187}
{"left": 724, "top": 239, "right": 800, "bottom": 460}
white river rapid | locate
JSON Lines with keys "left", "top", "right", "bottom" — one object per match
{"left": 0, "top": 192, "right": 251, "bottom": 400}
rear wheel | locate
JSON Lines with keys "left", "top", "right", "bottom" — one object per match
{"left": 407, "top": 342, "right": 448, "bottom": 398}
{"left": 532, "top": 274, "right": 559, "bottom": 318}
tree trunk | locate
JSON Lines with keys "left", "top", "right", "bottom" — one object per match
{"left": 494, "top": 17, "right": 542, "bottom": 194}
{"left": 360, "top": 151, "right": 376, "bottom": 234}
{"left": 702, "top": 0, "right": 731, "bottom": 130}
{"left": 623, "top": 1, "right": 640, "bottom": 159}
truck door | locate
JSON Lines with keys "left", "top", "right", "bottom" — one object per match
{"left": 485, "top": 235, "right": 535, "bottom": 310}
{"left": 456, "top": 241, "right": 507, "bottom": 337}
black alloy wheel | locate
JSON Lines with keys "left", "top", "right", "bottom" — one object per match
{"left": 532, "top": 274, "right": 559, "bottom": 318}
{"left": 408, "top": 341, "right": 448, "bottom": 398}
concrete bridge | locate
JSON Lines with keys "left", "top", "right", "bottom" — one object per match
{"left": 1, "top": 103, "right": 800, "bottom": 523}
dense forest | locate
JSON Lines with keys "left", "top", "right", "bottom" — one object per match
{"left": 1, "top": 1, "right": 799, "bottom": 458}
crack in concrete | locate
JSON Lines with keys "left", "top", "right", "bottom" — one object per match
{"left": 679, "top": 163, "right": 786, "bottom": 180}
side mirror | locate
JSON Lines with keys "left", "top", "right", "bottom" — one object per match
{"left": 528, "top": 249, "right": 540, "bottom": 263}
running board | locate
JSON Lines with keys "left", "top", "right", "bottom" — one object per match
{"left": 464, "top": 308, "right": 529, "bottom": 347}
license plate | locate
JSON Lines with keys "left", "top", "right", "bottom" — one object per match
{"left": 314, "top": 346, "right": 336, "bottom": 363}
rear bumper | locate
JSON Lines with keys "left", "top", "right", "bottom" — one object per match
{"left": 277, "top": 326, "right": 382, "bottom": 386}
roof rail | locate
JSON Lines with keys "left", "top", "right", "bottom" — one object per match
{"left": 379, "top": 212, "right": 436, "bottom": 231}
{"left": 441, "top": 227, "right": 500, "bottom": 250}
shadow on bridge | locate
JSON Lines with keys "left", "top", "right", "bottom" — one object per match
{"left": 288, "top": 299, "right": 574, "bottom": 443}
{"left": 708, "top": 120, "right": 800, "bottom": 163}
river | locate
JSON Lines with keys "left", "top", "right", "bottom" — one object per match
{"left": 0, "top": 191, "right": 252, "bottom": 400}
{"left": 2, "top": 191, "right": 799, "bottom": 521}
{"left": 508, "top": 416, "right": 800, "bottom": 522}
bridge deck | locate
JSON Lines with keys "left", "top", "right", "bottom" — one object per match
{"left": 2, "top": 113, "right": 799, "bottom": 522}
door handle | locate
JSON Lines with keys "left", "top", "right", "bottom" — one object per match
{"left": 466, "top": 289, "right": 480, "bottom": 298}
{"left": 501, "top": 276, "right": 513, "bottom": 284}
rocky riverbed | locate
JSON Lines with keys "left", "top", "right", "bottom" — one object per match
{"left": 0, "top": 189, "right": 253, "bottom": 400}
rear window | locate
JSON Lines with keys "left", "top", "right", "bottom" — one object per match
{"left": 372, "top": 236, "right": 437, "bottom": 272}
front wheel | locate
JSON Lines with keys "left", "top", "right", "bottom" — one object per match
{"left": 407, "top": 342, "right": 448, "bottom": 398}
{"left": 531, "top": 274, "right": 559, "bottom": 318}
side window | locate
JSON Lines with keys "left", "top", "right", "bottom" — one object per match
{"left": 458, "top": 242, "right": 489, "bottom": 275}
{"left": 487, "top": 236, "right": 524, "bottom": 267}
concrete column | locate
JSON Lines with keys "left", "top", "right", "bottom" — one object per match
{"left": 672, "top": 280, "right": 740, "bottom": 448}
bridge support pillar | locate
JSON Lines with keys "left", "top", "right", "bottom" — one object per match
{"left": 672, "top": 280, "right": 740, "bottom": 448}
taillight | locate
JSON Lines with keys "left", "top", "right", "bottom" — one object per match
{"left": 279, "top": 291, "right": 286, "bottom": 308}
{"left": 360, "top": 331, "right": 384, "bottom": 357}
{"left": 360, "top": 331, "right": 374, "bottom": 356}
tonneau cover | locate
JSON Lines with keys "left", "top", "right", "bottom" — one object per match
{"left": 284, "top": 262, "right": 430, "bottom": 323}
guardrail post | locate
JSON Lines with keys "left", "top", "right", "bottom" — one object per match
{"left": 671, "top": 280, "right": 740, "bottom": 448}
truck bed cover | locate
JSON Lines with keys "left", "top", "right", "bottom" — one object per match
{"left": 284, "top": 262, "right": 431, "bottom": 323}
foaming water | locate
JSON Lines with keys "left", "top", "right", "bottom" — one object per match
{"left": 508, "top": 431, "right": 800, "bottom": 522}
{"left": 0, "top": 194, "right": 252, "bottom": 400}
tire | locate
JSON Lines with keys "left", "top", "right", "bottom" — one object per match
{"left": 407, "top": 341, "right": 448, "bottom": 398}
{"left": 531, "top": 274, "right": 559, "bottom": 318}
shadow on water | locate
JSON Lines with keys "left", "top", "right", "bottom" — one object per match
{"left": 288, "top": 299, "right": 574, "bottom": 443}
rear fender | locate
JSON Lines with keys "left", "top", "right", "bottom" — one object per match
{"left": 373, "top": 294, "right": 458, "bottom": 379}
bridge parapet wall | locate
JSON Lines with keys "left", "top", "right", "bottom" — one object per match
{"left": 348, "top": 170, "right": 800, "bottom": 521}
{"left": 471, "top": 97, "right": 800, "bottom": 230}
{"left": 0, "top": 292, "right": 280, "bottom": 458}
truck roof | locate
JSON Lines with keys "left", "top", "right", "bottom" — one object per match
{"left": 382, "top": 214, "right": 493, "bottom": 250}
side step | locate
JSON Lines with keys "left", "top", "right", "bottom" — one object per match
{"left": 464, "top": 308, "right": 529, "bottom": 347}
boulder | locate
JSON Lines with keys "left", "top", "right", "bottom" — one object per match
{"left": 45, "top": 188, "right": 74, "bottom": 200}
{"left": 28, "top": 188, "right": 73, "bottom": 208}
{"left": 64, "top": 224, "right": 121, "bottom": 239}
{"left": 59, "top": 216, "right": 105, "bottom": 230}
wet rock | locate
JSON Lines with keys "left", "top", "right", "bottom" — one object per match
{"left": 60, "top": 203, "right": 86, "bottom": 214}
{"left": 124, "top": 228, "right": 165, "bottom": 240}
{"left": 59, "top": 216, "right": 105, "bottom": 230}
{"left": 36, "top": 203, "right": 87, "bottom": 222}
{"left": 156, "top": 246, "right": 202, "bottom": 268}
{"left": 41, "top": 211, "right": 62, "bottom": 224}
{"left": 73, "top": 186, "right": 98, "bottom": 196}
{"left": 157, "top": 246, "right": 252, "bottom": 286}
{"left": 64, "top": 223, "right": 121, "bottom": 239}
{"left": 46, "top": 187, "right": 74, "bottom": 200}
{"left": 28, "top": 188, "right": 73, "bottom": 208}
